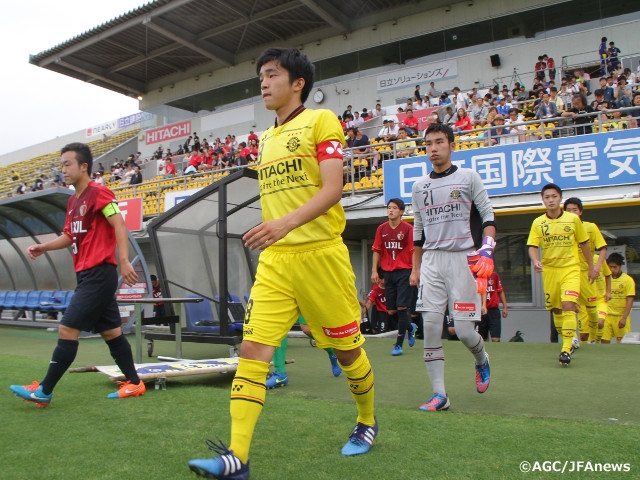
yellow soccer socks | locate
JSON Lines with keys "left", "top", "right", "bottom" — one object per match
{"left": 229, "top": 358, "right": 269, "bottom": 463}
{"left": 339, "top": 348, "right": 375, "bottom": 426}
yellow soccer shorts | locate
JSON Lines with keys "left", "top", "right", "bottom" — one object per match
{"left": 243, "top": 238, "right": 364, "bottom": 351}
{"left": 578, "top": 269, "right": 597, "bottom": 307}
{"left": 596, "top": 298, "right": 608, "bottom": 322}
{"left": 601, "top": 314, "right": 632, "bottom": 342}
{"left": 542, "top": 265, "right": 580, "bottom": 311}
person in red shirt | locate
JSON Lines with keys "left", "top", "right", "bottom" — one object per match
{"left": 454, "top": 108, "right": 473, "bottom": 133}
{"left": 185, "top": 149, "right": 203, "bottom": 174}
{"left": 403, "top": 108, "right": 420, "bottom": 135}
{"left": 479, "top": 271, "right": 508, "bottom": 342}
{"left": 11, "top": 142, "right": 144, "bottom": 407}
{"left": 164, "top": 156, "right": 177, "bottom": 178}
{"left": 361, "top": 274, "right": 388, "bottom": 334}
{"left": 247, "top": 139, "right": 259, "bottom": 163}
{"left": 371, "top": 198, "right": 416, "bottom": 355}
{"left": 247, "top": 130, "right": 259, "bottom": 143}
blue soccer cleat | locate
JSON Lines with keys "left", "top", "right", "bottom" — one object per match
{"left": 391, "top": 345, "right": 403, "bottom": 356}
{"left": 10, "top": 381, "right": 52, "bottom": 407}
{"left": 475, "top": 353, "right": 491, "bottom": 393}
{"left": 329, "top": 353, "right": 342, "bottom": 377}
{"left": 265, "top": 370, "right": 288, "bottom": 389}
{"left": 408, "top": 323, "right": 417, "bottom": 347}
{"left": 341, "top": 417, "right": 378, "bottom": 456}
{"left": 419, "top": 393, "right": 450, "bottom": 411}
{"left": 188, "top": 438, "right": 249, "bottom": 479}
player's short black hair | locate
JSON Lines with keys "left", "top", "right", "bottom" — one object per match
{"left": 256, "top": 47, "right": 314, "bottom": 103}
{"left": 541, "top": 183, "right": 562, "bottom": 196}
{"left": 150, "top": 274, "right": 158, "bottom": 281}
{"left": 424, "top": 123, "right": 454, "bottom": 143}
{"left": 61, "top": 142, "right": 93, "bottom": 176}
{"left": 564, "top": 197, "right": 583, "bottom": 212}
{"left": 607, "top": 252, "right": 625, "bottom": 266}
{"left": 387, "top": 198, "right": 405, "bottom": 210}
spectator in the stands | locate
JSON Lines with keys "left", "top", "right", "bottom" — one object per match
{"left": 235, "top": 142, "right": 250, "bottom": 166}
{"left": 598, "top": 77, "right": 614, "bottom": 102}
{"left": 439, "top": 93, "right": 451, "bottom": 106}
{"left": 536, "top": 92, "right": 558, "bottom": 119}
{"left": 176, "top": 144, "right": 184, "bottom": 155}
{"left": 614, "top": 75, "right": 632, "bottom": 108}
{"left": 394, "top": 127, "right": 417, "bottom": 158}
{"left": 353, "top": 111, "right": 365, "bottom": 127}
{"left": 361, "top": 108, "right": 370, "bottom": 120}
{"left": 427, "top": 81, "right": 441, "bottom": 99}
{"left": 248, "top": 130, "right": 259, "bottom": 143}
{"left": 471, "top": 96, "right": 489, "bottom": 127}
{"left": 628, "top": 93, "right": 640, "bottom": 129}
{"left": 353, "top": 128, "right": 379, "bottom": 172}
{"left": 382, "top": 119, "right": 399, "bottom": 142}
{"left": 484, "top": 114, "right": 509, "bottom": 146}
{"left": 591, "top": 89, "right": 615, "bottom": 123}
{"left": 163, "top": 157, "right": 176, "bottom": 178}
{"left": 443, "top": 106, "right": 456, "bottom": 126}
{"left": 96, "top": 162, "right": 105, "bottom": 174}
{"left": 454, "top": 108, "right": 473, "bottom": 133}
{"left": 414, "top": 97, "right": 426, "bottom": 110}
{"left": 130, "top": 166, "right": 143, "bottom": 185}
{"left": 543, "top": 54, "right": 556, "bottom": 82}
{"left": 372, "top": 103, "right": 386, "bottom": 117}
{"left": 120, "top": 163, "right": 135, "bottom": 185}
{"left": 154, "top": 145, "right": 164, "bottom": 160}
{"left": 16, "top": 183, "right": 27, "bottom": 195}
{"left": 94, "top": 171, "right": 105, "bottom": 186}
{"left": 452, "top": 86, "right": 468, "bottom": 110}
{"left": 402, "top": 109, "right": 419, "bottom": 135}
{"left": 561, "top": 93, "right": 595, "bottom": 135}
{"left": 192, "top": 132, "right": 200, "bottom": 152}
{"left": 549, "top": 87, "right": 564, "bottom": 113}
{"left": 414, "top": 85, "right": 421, "bottom": 101}
{"left": 184, "top": 149, "right": 203, "bottom": 174}
{"left": 535, "top": 55, "right": 546, "bottom": 82}
{"left": 247, "top": 139, "right": 259, "bottom": 163}
{"left": 504, "top": 108, "right": 526, "bottom": 144}
{"left": 496, "top": 97, "right": 511, "bottom": 116}
{"left": 342, "top": 105, "right": 353, "bottom": 119}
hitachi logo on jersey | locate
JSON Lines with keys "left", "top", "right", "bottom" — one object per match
{"left": 259, "top": 158, "right": 303, "bottom": 180}
{"left": 543, "top": 235, "right": 571, "bottom": 242}
{"left": 71, "top": 221, "right": 88, "bottom": 233}
{"left": 425, "top": 203, "right": 461, "bottom": 216}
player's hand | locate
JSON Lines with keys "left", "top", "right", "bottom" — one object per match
{"left": 618, "top": 318, "right": 627, "bottom": 329}
{"left": 120, "top": 261, "right": 138, "bottom": 287}
{"left": 409, "top": 270, "right": 420, "bottom": 287}
{"left": 605, "top": 292, "right": 611, "bottom": 302}
{"left": 470, "top": 236, "right": 495, "bottom": 278}
{"left": 587, "top": 265, "right": 597, "bottom": 283}
{"left": 371, "top": 271, "right": 379, "bottom": 285}
{"left": 27, "top": 244, "right": 46, "bottom": 259}
{"left": 532, "top": 260, "right": 543, "bottom": 273}
{"left": 481, "top": 305, "right": 488, "bottom": 315}
{"left": 467, "top": 251, "right": 488, "bottom": 294}
{"left": 502, "top": 306, "right": 509, "bottom": 318}
{"left": 475, "top": 276, "right": 488, "bottom": 295}
{"left": 598, "top": 319, "right": 604, "bottom": 330}
{"left": 243, "top": 219, "right": 290, "bottom": 251}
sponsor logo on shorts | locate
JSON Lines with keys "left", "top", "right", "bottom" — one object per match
{"left": 564, "top": 290, "right": 579, "bottom": 297}
{"left": 454, "top": 302, "right": 476, "bottom": 312}
{"left": 323, "top": 320, "right": 359, "bottom": 338}
{"left": 587, "top": 296, "right": 597, "bottom": 302}
{"left": 243, "top": 327, "right": 254, "bottom": 335}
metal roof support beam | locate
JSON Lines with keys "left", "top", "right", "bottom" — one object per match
{"left": 145, "top": 17, "right": 234, "bottom": 66}
{"left": 297, "top": 0, "right": 350, "bottom": 32}
{"left": 56, "top": 59, "right": 145, "bottom": 96}
{"left": 34, "top": 0, "right": 198, "bottom": 68}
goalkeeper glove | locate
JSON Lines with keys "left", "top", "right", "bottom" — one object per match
{"left": 467, "top": 251, "right": 488, "bottom": 295}
{"left": 471, "top": 236, "right": 495, "bottom": 278}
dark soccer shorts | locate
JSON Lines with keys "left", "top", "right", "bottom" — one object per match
{"left": 383, "top": 268, "right": 413, "bottom": 311}
{"left": 61, "top": 263, "right": 122, "bottom": 334}
{"left": 479, "top": 307, "right": 502, "bottom": 339}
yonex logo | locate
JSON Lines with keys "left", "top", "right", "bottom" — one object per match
{"left": 232, "top": 385, "right": 243, "bottom": 392}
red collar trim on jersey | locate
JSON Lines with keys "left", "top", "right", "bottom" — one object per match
{"left": 275, "top": 104, "right": 305, "bottom": 127}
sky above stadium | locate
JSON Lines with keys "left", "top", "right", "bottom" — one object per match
{"left": 0, "top": 0, "right": 151, "bottom": 156}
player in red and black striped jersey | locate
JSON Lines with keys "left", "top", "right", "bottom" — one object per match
{"left": 10, "top": 143, "right": 145, "bottom": 407}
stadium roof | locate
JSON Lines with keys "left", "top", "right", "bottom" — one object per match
{"left": 29, "top": 0, "right": 450, "bottom": 100}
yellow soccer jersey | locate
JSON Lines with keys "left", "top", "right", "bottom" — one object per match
{"left": 527, "top": 211, "right": 589, "bottom": 268}
{"left": 593, "top": 254, "right": 612, "bottom": 300}
{"left": 578, "top": 221, "right": 607, "bottom": 271}
{"left": 257, "top": 108, "right": 345, "bottom": 246}
{"left": 608, "top": 272, "right": 636, "bottom": 317}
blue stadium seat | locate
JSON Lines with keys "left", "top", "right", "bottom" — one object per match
{"left": 184, "top": 295, "right": 219, "bottom": 333}
{"left": 0, "top": 291, "right": 7, "bottom": 308}
{"left": 41, "top": 291, "right": 68, "bottom": 311}
{"left": 243, "top": 293, "right": 250, "bottom": 304}
{"left": 3, "top": 291, "right": 19, "bottom": 309}
{"left": 13, "top": 291, "right": 30, "bottom": 310}
{"left": 25, "top": 291, "right": 44, "bottom": 310}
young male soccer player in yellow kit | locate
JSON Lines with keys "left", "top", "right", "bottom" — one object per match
{"left": 563, "top": 197, "right": 607, "bottom": 343}
{"left": 527, "top": 184, "right": 596, "bottom": 366}
{"left": 188, "top": 48, "right": 376, "bottom": 479}
{"left": 591, "top": 254, "right": 612, "bottom": 343}
{"left": 600, "top": 253, "right": 635, "bottom": 343}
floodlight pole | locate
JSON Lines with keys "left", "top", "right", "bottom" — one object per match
{"left": 218, "top": 183, "right": 229, "bottom": 336}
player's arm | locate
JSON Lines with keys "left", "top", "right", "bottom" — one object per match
{"left": 528, "top": 246, "right": 543, "bottom": 273}
{"left": 579, "top": 240, "right": 596, "bottom": 282}
{"left": 604, "top": 274, "right": 612, "bottom": 302}
{"left": 618, "top": 296, "right": 634, "bottom": 329}
{"left": 27, "top": 234, "right": 73, "bottom": 259}
{"left": 104, "top": 203, "right": 138, "bottom": 287}
{"left": 594, "top": 246, "right": 607, "bottom": 275}
{"left": 410, "top": 186, "right": 424, "bottom": 287}
{"left": 499, "top": 290, "right": 508, "bottom": 317}
{"left": 244, "top": 157, "right": 344, "bottom": 250}
{"left": 371, "top": 250, "right": 381, "bottom": 284}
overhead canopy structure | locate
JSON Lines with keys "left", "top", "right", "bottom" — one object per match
{"left": 148, "top": 168, "right": 261, "bottom": 336}
{"left": 28, "top": 0, "right": 449, "bottom": 99}
{"left": 0, "top": 188, "right": 150, "bottom": 294}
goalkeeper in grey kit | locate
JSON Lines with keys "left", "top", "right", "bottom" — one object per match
{"left": 409, "top": 123, "right": 497, "bottom": 412}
